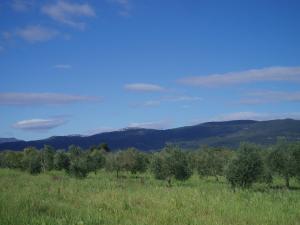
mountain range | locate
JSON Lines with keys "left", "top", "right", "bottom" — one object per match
{"left": 1, "top": 119, "right": 300, "bottom": 151}
{"left": 0, "top": 138, "right": 21, "bottom": 144}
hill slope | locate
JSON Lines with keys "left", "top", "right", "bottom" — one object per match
{"left": 1, "top": 119, "right": 300, "bottom": 151}
{"left": 0, "top": 138, "right": 21, "bottom": 144}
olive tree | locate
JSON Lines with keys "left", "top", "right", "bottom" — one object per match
{"left": 268, "top": 141, "right": 298, "bottom": 188}
{"left": 151, "top": 145, "right": 192, "bottom": 185}
{"left": 54, "top": 150, "right": 70, "bottom": 171}
{"left": 196, "top": 147, "right": 233, "bottom": 181}
{"left": 2, "top": 151, "right": 23, "bottom": 169}
{"left": 226, "top": 143, "right": 264, "bottom": 189}
{"left": 22, "top": 147, "right": 42, "bottom": 174}
{"left": 40, "top": 145, "right": 55, "bottom": 172}
{"left": 87, "top": 149, "right": 106, "bottom": 174}
{"left": 67, "top": 145, "right": 89, "bottom": 178}
{"left": 105, "top": 152, "right": 124, "bottom": 178}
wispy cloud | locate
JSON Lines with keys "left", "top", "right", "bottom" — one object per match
{"left": 165, "top": 96, "right": 202, "bottom": 102}
{"left": 41, "top": 1, "right": 96, "bottom": 30}
{"left": 128, "top": 120, "right": 172, "bottom": 130}
{"left": 16, "top": 25, "right": 59, "bottom": 43}
{"left": 124, "top": 83, "right": 165, "bottom": 92}
{"left": 13, "top": 117, "right": 67, "bottom": 131}
{"left": 178, "top": 66, "right": 300, "bottom": 87}
{"left": 0, "top": 93, "right": 100, "bottom": 106}
{"left": 2, "top": 31, "right": 13, "bottom": 40}
{"left": 54, "top": 64, "right": 72, "bottom": 69}
{"left": 138, "top": 95, "right": 202, "bottom": 107}
{"left": 240, "top": 91, "right": 300, "bottom": 104}
{"left": 11, "top": 0, "right": 34, "bottom": 12}
{"left": 109, "top": 0, "right": 132, "bottom": 16}
{"left": 143, "top": 100, "right": 161, "bottom": 107}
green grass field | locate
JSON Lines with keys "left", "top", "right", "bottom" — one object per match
{"left": 0, "top": 169, "right": 299, "bottom": 225}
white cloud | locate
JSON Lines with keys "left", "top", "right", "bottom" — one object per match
{"left": 13, "top": 117, "right": 67, "bottom": 131}
{"left": 54, "top": 64, "right": 72, "bottom": 69}
{"left": 240, "top": 91, "right": 300, "bottom": 104}
{"left": 16, "top": 25, "right": 59, "bottom": 43}
{"left": 124, "top": 83, "right": 165, "bottom": 92}
{"left": 128, "top": 120, "right": 172, "bottom": 130}
{"left": 0, "top": 92, "right": 100, "bottom": 106}
{"left": 41, "top": 1, "right": 96, "bottom": 29}
{"left": 178, "top": 66, "right": 300, "bottom": 87}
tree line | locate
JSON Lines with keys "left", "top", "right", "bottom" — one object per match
{"left": 0, "top": 140, "right": 300, "bottom": 189}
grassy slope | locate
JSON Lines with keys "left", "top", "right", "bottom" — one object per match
{"left": 0, "top": 169, "right": 300, "bottom": 225}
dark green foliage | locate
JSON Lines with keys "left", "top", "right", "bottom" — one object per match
{"left": 40, "top": 145, "right": 55, "bottom": 172}
{"left": 151, "top": 145, "right": 192, "bottom": 181}
{"left": 120, "top": 148, "right": 148, "bottom": 174}
{"left": 87, "top": 149, "right": 106, "bottom": 173}
{"left": 268, "top": 140, "right": 298, "bottom": 188}
{"left": 1, "top": 151, "right": 23, "bottom": 169}
{"left": 105, "top": 152, "right": 123, "bottom": 177}
{"left": 53, "top": 150, "right": 70, "bottom": 171}
{"left": 226, "top": 143, "right": 264, "bottom": 188}
{"left": 22, "top": 147, "right": 41, "bottom": 174}
{"left": 69, "top": 156, "right": 89, "bottom": 178}
{"left": 105, "top": 148, "right": 148, "bottom": 177}
{"left": 67, "top": 145, "right": 89, "bottom": 178}
{"left": 2, "top": 139, "right": 299, "bottom": 190}
{"left": 68, "top": 145, "right": 82, "bottom": 159}
{"left": 196, "top": 147, "right": 233, "bottom": 180}
{"left": 150, "top": 154, "right": 168, "bottom": 180}
{"left": 99, "top": 143, "right": 110, "bottom": 152}
{"left": 292, "top": 143, "right": 300, "bottom": 181}
{"left": 0, "top": 152, "right": 4, "bottom": 168}
{"left": 131, "top": 151, "right": 148, "bottom": 174}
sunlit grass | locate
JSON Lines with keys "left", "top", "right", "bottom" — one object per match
{"left": 0, "top": 169, "right": 299, "bottom": 225}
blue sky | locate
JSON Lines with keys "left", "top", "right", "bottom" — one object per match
{"left": 1, "top": 0, "right": 300, "bottom": 140}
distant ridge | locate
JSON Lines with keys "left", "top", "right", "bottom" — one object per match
{"left": 0, "top": 138, "right": 21, "bottom": 144}
{"left": 1, "top": 119, "right": 300, "bottom": 151}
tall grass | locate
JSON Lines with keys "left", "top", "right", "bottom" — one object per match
{"left": 0, "top": 169, "right": 299, "bottom": 225}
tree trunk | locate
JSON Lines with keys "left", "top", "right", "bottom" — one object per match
{"left": 167, "top": 177, "right": 172, "bottom": 187}
{"left": 215, "top": 175, "right": 219, "bottom": 182}
{"left": 285, "top": 175, "right": 290, "bottom": 189}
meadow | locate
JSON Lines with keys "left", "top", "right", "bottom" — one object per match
{"left": 1, "top": 168, "right": 299, "bottom": 225}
